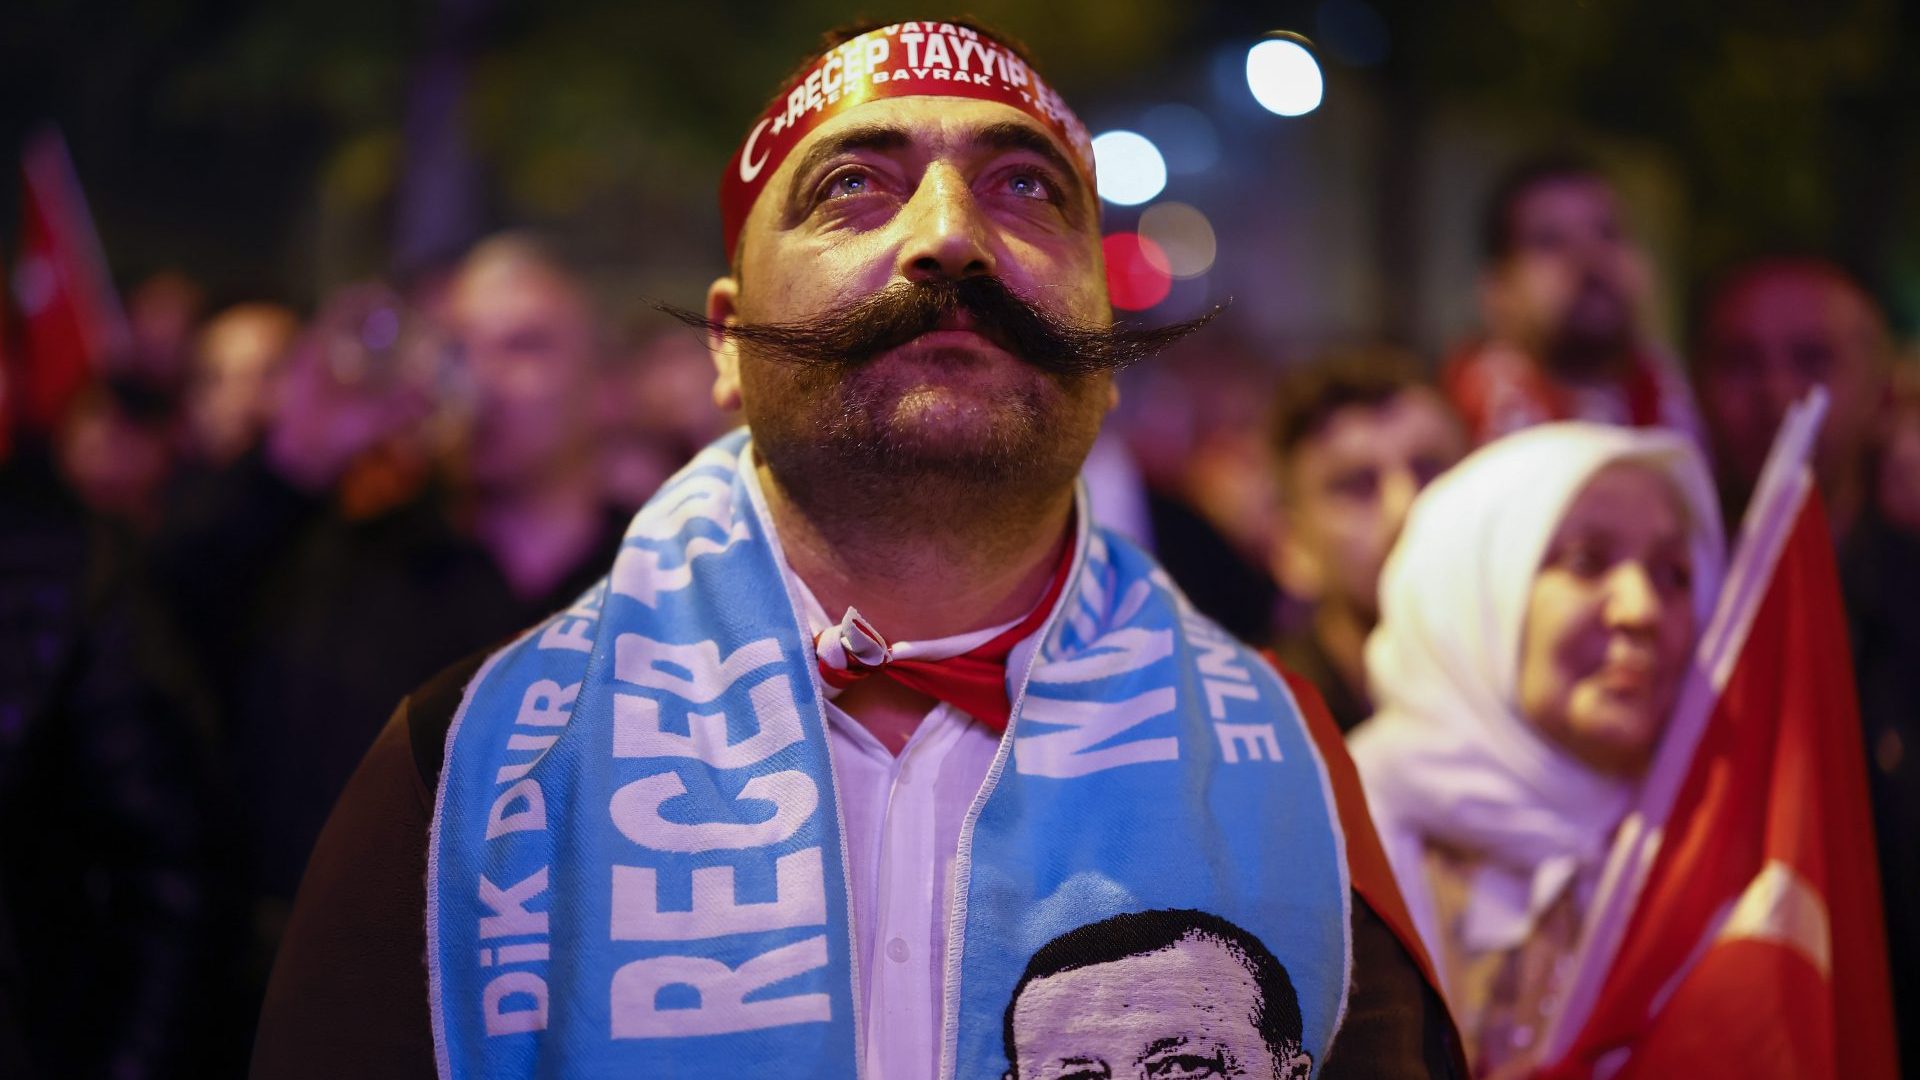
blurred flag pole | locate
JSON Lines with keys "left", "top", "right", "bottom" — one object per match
{"left": 1541, "top": 390, "right": 1826, "bottom": 1060}
{"left": 12, "top": 125, "right": 130, "bottom": 434}
{"left": 1535, "top": 384, "right": 1898, "bottom": 1079}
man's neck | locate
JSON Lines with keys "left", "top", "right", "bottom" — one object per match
{"left": 759, "top": 455, "right": 1074, "bottom": 643}
{"left": 753, "top": 443, "right": 1079, "bottom": 754}
{"left": 471, "top": 464, "right": 605, "bottom": 602}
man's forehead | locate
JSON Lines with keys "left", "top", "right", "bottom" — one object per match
{"left": 1514, "top": 176, "right": 1619, "bottom": 221}
{"left": 718, "top": 22, "right": 1094, "bottom": 257}
{"left": 786, "top": 97, "right": 1075, "bottom": 174}
{"left": 1710, "top": 272, "right": 1864, "bottom": 339}
{"left": 1300, "top": 391, "right": 1451, "bottom": 464}
{"left": 455, "top": 260, "right": 578, "bottom": 316}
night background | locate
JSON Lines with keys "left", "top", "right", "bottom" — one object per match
{"left": 6, "top": 0, "right": 1918, "bottom": 342}
{"left": 2, "top": 1, "right": 1917, "bottom": 1076}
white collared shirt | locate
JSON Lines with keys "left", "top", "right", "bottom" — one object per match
{"left": 787, "top": 568, "right": 1024, "bottom": 1079}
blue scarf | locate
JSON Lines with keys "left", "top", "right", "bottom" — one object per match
{"left": 428, "top": 431, "right": 1352, "bottom": 1077}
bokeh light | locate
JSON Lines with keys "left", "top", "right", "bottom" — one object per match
{"left": 1103, "top": 232, "right": 1173, "bottom": 311}
{"left": 1246, "top": 38, "right": 1324, "bottom": 116}
{"left": 1091, "top": 130, "right": 1168, "bottom": 207}
{"left": 1138, "top": 202, "right": 1218, "bottom": 279}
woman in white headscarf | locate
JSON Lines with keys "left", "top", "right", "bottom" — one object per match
{"left": 1348, "top": 422, "right": 1725, "bottom": 1078}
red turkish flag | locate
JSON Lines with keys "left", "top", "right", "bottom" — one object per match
{"left": 10, "top": 126, "right": 128, "bottom": 433}
{"left": 1537, "top": 395, "right": 1897, "bottom": 1079}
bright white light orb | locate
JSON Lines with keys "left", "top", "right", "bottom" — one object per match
{"left": 1246, "top": 38, "right": 1324, "bottom": 116}
{"left": 1091, "top": 130, "right": 1167, "bottom": 207}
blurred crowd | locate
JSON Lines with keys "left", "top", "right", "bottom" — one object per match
{"left": 1110, "top": 156, "right": 1920, "bottom": 1075}
{"left": 2, "top": 152, "right": 1917, "bottom": 1076}
{"left": 1, "top": 232, "right": 734, "bottom": 1075}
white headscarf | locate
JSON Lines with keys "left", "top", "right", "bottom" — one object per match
{"left": 1349, "top": 422, "right": 1725, "bottom": 969}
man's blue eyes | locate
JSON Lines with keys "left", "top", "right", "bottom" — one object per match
{"left": 826, "top": 172, "right": 869, "bottom": 198}
{"left": 1007, "top": 173, "right": 1050, "bottom": 199}
{"left": 819, "top": 170, "right": 1053, "bottom": 202}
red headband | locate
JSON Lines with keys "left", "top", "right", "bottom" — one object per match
{"left": 719, "top": 22, "right": 1096, "bottom": 259}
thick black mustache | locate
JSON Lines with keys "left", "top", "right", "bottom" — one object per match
{"left": 658, "top": 277, "right": 1222, "bottom": 377}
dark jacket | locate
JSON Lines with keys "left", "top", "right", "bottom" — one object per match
{"left": 0, "top": 454, "right": 212, "bottom": 1079}
{"left": 254, "top": 650, "right": 1465, "bottom": 1079}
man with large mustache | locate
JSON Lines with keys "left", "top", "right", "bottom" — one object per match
{"left": 253, "top": 21, "right": 1457, "bottom": 1079}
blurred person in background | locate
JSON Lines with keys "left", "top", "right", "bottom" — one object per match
{"left": 0, "top": 431, "right": 212, "bottom": 1078}
{"left": 1880, "top": 358, "right": 1920, "bottom": 535}
{"left": 1695, "top": 258, "right": 1890, "bottom": 536}
{"left": 1350, "top": 423, "right": 1724, "bottom": 1076}
{"left": 182, "top": 302, "right": 300, "bottom": 468}
{"left": 226, "top": 233, "right": 626, "bottom": 914}
{"left": 1268, "top": 347, "right": 1465, "bottom": 733}
{"left": 1694, "top": 256, "right": 1915, "bottom": 1071}
{"left": 151, "top": 234, "right": 630, "bottom": 1062}
{"left": 54, "top": 379, "right": 177, "bottom": 530}
{"left": 146, "top": 279, "right": 444, "bottom": 1065}
{"left": 594, "top": 319, "right": 736, "bottom": 512}
{"left": 1445, "top": 153, "right": 1703, "bottom": 449}
{"left": 432, "top": 232, "right": 625, "bottom": 598}
{"left": 1114, "top": 334, "right": 1285, "bottom": 642}
{"left": 122, "top": 269, "right": 207, "bottom": 388}
{"left": 63, "top": 269, "right": 210, "bottom": 527}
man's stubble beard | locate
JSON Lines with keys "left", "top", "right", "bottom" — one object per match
{"left": 1544, "top": 276, "right": 1637, "bottom": 379}
{"left": 682, "top": 273, "right": 1216, "bottom": 547}
{"left": 742, "top": 343, "right": 1103, "bottom": 539}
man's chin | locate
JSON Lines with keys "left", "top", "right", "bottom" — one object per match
{"left": 1547, "top": 326, "right": 1635, "bottom": 376}
{"left": 1558, "top": 297, "right": 1634, "bottom": 356}
{"left": 861, "top": 395, "right": 1043, "bottom": 476}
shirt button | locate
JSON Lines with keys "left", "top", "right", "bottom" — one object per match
{"left": 886, "top": 937, "right": 910, "bottom": 963}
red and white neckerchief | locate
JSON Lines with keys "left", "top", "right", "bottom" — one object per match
{"left": 802, "top": 541, "right": 1073, "bottom": 733}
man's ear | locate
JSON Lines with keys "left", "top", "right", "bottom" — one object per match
{"left": 707, "top": 275, "right": 744, "bottom": 411}
{"left": 1280, "top": 1048, "right": 1313, "bottom": 1080}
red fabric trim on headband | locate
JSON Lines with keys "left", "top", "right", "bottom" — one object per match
{"left": 718, "top": 22, "right": 1096, "bottom": 259}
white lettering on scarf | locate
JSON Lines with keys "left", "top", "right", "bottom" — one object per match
{"left": 540, "top": 590, "right": 603, "bottom": 652}
{"left": 609, "top": 937, "right": 831, "bottom": 1038}
{"left": 1170, "top": 584, "right": 1284, "bottom": 765}
{"left": 604, "top": 624, "right": 832, "bottom": 1038}
{"left": 478, "top": 867, "right": 553, "bottom": 1035}
{"left": 1014, "top": 689, "right": 1179, "bottom": 778}
{"left": 469, "top": 597, "right": 601, "bottom": 1038}
{"left": 1014, "top": 538, "right": 1182, "bottom": 777}
{"left": 611, "top": 458, "right": 755, "bottom": 609}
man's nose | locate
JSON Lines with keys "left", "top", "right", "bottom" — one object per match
{"left": 895, "top": 164, "right": 996, "bottom": 283}
{"left": 1761, "top": 361, "right": 1808, "bottom": 415}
